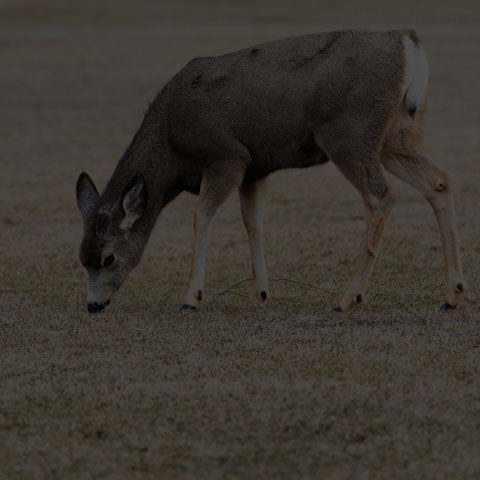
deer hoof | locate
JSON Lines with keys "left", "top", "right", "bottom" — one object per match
{"left": 332, "top": 306, "right": 343, "bottom": 313}
{"left": 440, "top": 302, "right": 456, "bottom": 311}
{"left": 180, "top": 304, "right": 196, "bottom": 311}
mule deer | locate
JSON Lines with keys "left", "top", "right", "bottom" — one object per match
{"left": 76, "top": 29, "right": 465, "bottom": 313}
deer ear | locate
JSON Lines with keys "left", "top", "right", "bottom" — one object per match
{"left": 76, "top": 172, "right": 100, "bottom": 224}
{"left": 120, "top": 174, "right": 147, "bottom": 230}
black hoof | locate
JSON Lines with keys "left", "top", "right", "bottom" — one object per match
{"left": 180, "top": 304, "right": 196, "bottom": 311}
{"left": 261, "top": 291, "right": 267, "bottom": 300}
{"left": 440, "top": 302, "right": 456, "bottom": 311}
{"left": 196, "top": 290, "right": 203, "bottom": 301}
{"left": 332, "top": 306, "right": 343, "bottom": 313}
{"left": 356, "top": 294, "right": 362, "bottom": 304}
{"left": 456, "top": 283, "right": 464, "bottom": 293}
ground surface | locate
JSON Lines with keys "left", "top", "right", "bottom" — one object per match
{"left": 1, "top": 0, "right": 479, "bottom": 478}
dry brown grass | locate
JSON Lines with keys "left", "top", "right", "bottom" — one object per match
{"left": 1, "top": 1, "right": 480, "bottom": 478}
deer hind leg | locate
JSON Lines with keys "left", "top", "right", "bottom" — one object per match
{"left": 382, "top": 151, "right": 465, "bottom": 309}
{"left": 332, "top": 158, "right": 396, "bottom": 312}
{"left": 239, "top": 177, "right": 269, "bottom": 303}
{"left": 182, "top": 159, "right": 247, "bottom": 310}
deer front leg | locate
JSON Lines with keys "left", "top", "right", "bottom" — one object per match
{"left": 182, "top": 161, "right": 246, "bottom": 310}
{"left": 182, "top": 203, "right": 211, "bottom": 310}
{"left": 382, "top": 152, "right": 466, "bottom": 309}
{"left": 239, "top": 178, "right": 269, "bottom": 303}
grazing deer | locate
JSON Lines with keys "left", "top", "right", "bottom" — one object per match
{"left": 76, "top": 29, "right": 465, "bottom": 313}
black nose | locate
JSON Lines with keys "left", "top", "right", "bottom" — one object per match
{"left": 87, "top": 300, "right": 110, "bottom": 313}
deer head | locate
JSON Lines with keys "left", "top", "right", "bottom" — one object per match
{"left": 76, "top": 172, "right": 148, "bottom": 313}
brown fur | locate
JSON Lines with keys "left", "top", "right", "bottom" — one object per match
{"left": 76, "top": 29, "right": 465, "bottom": 312}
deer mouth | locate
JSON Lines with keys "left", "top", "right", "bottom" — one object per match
{"left": 87, "top": 299, "right": 111, "bottom": 313}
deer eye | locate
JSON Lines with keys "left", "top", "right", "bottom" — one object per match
{"left": 103, "top": 254, "right": 115, "bottom": 268}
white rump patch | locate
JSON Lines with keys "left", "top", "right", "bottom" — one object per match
{"left": 402, "top": 35, "right": 429, "bottom": 114}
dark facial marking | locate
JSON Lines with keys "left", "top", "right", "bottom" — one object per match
{"left": 79, "top": 233, "right": 105, "bottom": 269}
{"left": 79, "top": 211, "right": 118, "bottom": 270}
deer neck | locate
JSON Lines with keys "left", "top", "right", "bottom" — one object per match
{"left": 100, "top": 107, "right": 181, "bottom": 237}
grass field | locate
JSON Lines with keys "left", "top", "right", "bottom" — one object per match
{"left": 1, "top": 0, "right": 479, "bottom": 478}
